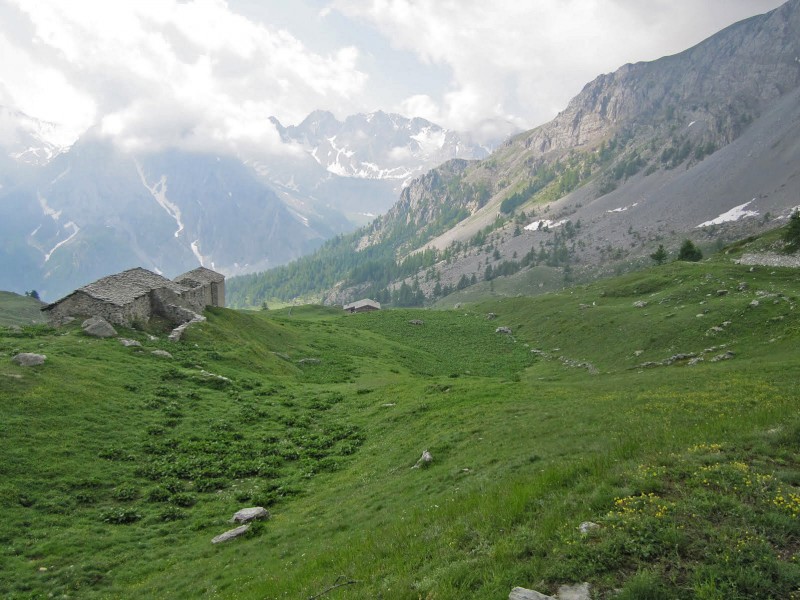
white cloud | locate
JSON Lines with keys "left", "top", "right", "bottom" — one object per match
{"left": 332, "top": 0, "right": 785, "bottom": 132}
{"left": 1, "top": 0, "right": 368, "bottom": 156}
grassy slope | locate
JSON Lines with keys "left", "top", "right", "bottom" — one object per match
{"left": 0, "top": 291, "right": 45, "bottom": 326}
{"left": 1, "top": 250, "right": 798, "bottom": 599}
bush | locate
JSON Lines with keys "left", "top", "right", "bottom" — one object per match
{"left": 784, "top": 210, "right": 800, "bottom": 253}
{"left": 677, "top": 239, "right": 703, "bottom": 262}
{"left": 101, "top": 507, "right": 141, "bottom": 524}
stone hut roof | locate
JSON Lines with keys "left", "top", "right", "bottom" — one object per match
{"left": 45, "top": 267, "right": 188, "bottom": 309}
{"left": 174, "top": 266, "right": 225, "bottom": 287}
{"left": 343, "top": 299, "right": 381, "bottom": 311}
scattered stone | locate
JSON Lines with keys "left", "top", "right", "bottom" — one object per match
{"left": 454, "top": 303, "right": 462, "bottom": 309}
{"left": 696, "top": 313, "right": 705, "bottom": 318}
{"left": 711, "top": 351, "right": 735, "bottom": 362}
{"left": 412, "top": 450, "right": 433, "bottom": 469}
{"left": 408, "top": 319, "right": 425, "bottom": 326}
{"left": 200, "top": 370, "right": 230, "bottom": 382}
{"left": 297, "top": 358, "right": 321, "bottom": 366}
{"left": 688, "top": 357, "right": 705, "bottom": 366}
{"left": 722, "top": 321, "right": 732, "bottom": 327}
{"left": 633, "top": 300, "right": 648, "bottom": 308}
{"left": 151, "top": 350, "right": 173, "bottom": 359}
{"left": 716, "top": 289, "right": 729, "bottom": 296}
{"left": 230, "top": 507, "right": 270, "bottom": 524}
{"left": 738, "top": 282, "right": 748, "bottom": 291}
{"left": 211, "top": 524, "right": 250, "bottom": 544}
{"left": 381, "top": 403, "right": 396, "bottom": 407}
{"left": 634, "top": 350, "right": 644, "bottom": 357}
{"left": 82, "top": 316, "right": 117, "bottom": 338}
{"left": 12, "top": 352, "right": 46, "bottom": 366}
{"left": 706, "top": 326, "right": 724, "bottom": 335}
{"left": 749, "top": 300, "right": 760, "bottom": 308}
{"left": 119, "top": 338, "right": 142, "bottom": 347}
{"left": 557, "top": 583, "right": 591, "bottom": 600}
{"left": 578, "top": 521, "right": 600, "bottom": 534}
{"left": 168, "top": 312, "right": 206, "bottom": 342}
{"left": 495, "top": 326, "right": 512, "bottom": 334}
{"left": 486, "top": 312, "right": 498, "bottom": 320}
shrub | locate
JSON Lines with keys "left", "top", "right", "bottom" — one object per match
{"left": 784, "top": 210, "right": 800, "bottom": 253}
{"left": 677, "top": 239, "right": 703, "bottom": 261}
{"left": 101, "top": 507, "right": 141, "bottom": 524}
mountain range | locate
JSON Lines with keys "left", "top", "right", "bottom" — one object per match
{"left": 0, "top": 108, "right": 489, "bottom": 301}
{"left": 227, "top": 0, "right": 800, "bottom": 308}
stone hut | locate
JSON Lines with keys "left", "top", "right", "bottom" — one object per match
{"left": 174, "top": 266, "right": 225, "bottom": 309}
{"left": 343, "top": 299, "right": 381, "bottom": 313}
{"left": 42, "top": 266, "right": 225, "bottom": 327}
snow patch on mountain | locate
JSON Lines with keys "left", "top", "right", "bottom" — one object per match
{"left": 136, "top": 162, "right": 184, "bottom": 238}
{"left": 697, "top": 200, "right": 759, "bottom": 228}
{"left": 38, "top": 194, "right": 62, "bottom": 221}
{"left": 44, "top": 221, "right": 80, "bottom": 262}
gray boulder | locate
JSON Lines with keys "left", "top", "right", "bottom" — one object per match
{"left": 408, "top": 319, "right": 425, "bottom": 325}
{"left": 82, "top": 316, "right": 117, "bottom": 338}
{"left": 230, "top": 507, "right": 270, "bottom": 524}
{"left": 12, "top": 353, "right": 46, "bottom": 366}
{"left": 151, "top": 350, "right": 173, "bottom": 359}
{"left": 509, "top": 588, "right": 554, "bottom": 600}
{"left": 119, "top": 338, "right": 142, "bottom": 347}
{"left": 211, "top": 524, "right": 250, "bottom": 544}
{"left": 496, "top": 326, "right": 512, "bottom": 334}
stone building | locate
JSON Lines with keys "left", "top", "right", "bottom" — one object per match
{"left": 343, "top": 299, "right": 381, "bottom": 313}
{"left": 42, "top": 266, "right": 225, "bottom": 327}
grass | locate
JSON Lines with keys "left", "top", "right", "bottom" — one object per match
{"left": 0, "top": 291, "right": 45, "bottom": 326}
{"left": 0, "top": 245, "right": 799, "bottom": 598}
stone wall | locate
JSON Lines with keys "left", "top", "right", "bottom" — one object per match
{"left": 211, "top": 281, "right": 225, "bottom": 307}
{"left": 44, "top": 291, "right": 151, "bottom": 326}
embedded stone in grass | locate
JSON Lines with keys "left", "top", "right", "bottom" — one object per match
{"left": 211, "top": 524, "right": 250, "bottom": 544}
{"left": 230, "top": 506, "right": 270, "bottom": 524}
{"left": 12, "top": 352, "right": 46, "bottom": 366}
{"left": 412, "top": 450, "right": 432, "bottom": 469}
{"left": 495, "top": 326, "right": 512, "bottom": 334}
{"left": 82, "top": 316, "right": 117, "bottom": 338}
{"left": 151, "top": 350, "right": 173, "bottom": 359}
{"left": 578, "top": 521, "right": 600, "bottom": 534}
{"left": 297, "top": 358, "right": 321, "bottom": 366}
{"left": 557, "top": 583, "right": 591, "bottom": 600}
{"left": 509, "top": 587, "right": 554, "bottom": 600}
{"left": 119, "top": 338, "right": 142, "bottom": 347}
{"left": 633, "top": 300, "right": 648, "bottom": 308}
{"left": 408, "top": 319, "right": 425, "bottom": 325}
{"left": 486, "top": 312, "right": 498, "bottom": 320}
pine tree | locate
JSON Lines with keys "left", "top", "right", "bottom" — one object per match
{"left": 650, "top": 244, "right": 668, "bottom": 265}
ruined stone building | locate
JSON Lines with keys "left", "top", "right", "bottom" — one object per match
{"left": 42, "top": 266, "right": 225, "bottom": 327}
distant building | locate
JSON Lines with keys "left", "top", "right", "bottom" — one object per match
{"left": 42, "top": 266, "right": 225, "bottom": 327}
{"left": 343, "top": 299, "right": 381, "bottom": 313}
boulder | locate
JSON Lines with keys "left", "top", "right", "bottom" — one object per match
{"left": 151, "top": 350, "right": 173, "bottom": 359}
{"left": 496, "top": 326, "right": 512, "bottom": 334}
{"left": 486, "top": 312, "right": 498, "bottom": 320}
{"left": 119, "top": 338, "right": 142, "bottom": 347}
{"left": 557, "top": 583, "right": 591, "bottom": 600}
{"left": 82, "top": 316, "right": 117, "bottom": 338}
{"left": 211, "top": 524, "right": 250, "bottom": 544}
{"left": 716, "top": 289, "right": 729, "bottom": 296}
{"left": 633, "top": 300, "right": 648, "bottom": 308}
{"left": 12, "top": 353, "right": 46, "bottom": 366}
{"left": 230, "top": 507, "right": 270, "bottom": 524}
{"left": 578, "top": 521, "right": 600, "bottom": 534}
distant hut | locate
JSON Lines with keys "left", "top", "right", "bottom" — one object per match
{"left": 343, "top": 299, "right": 381, "bottom": 313}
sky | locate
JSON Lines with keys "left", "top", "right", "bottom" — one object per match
{"left": 0, "top": 0, "right": 786, "bottom": 157}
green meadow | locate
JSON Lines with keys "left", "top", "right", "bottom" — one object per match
{"left": 1, "top": 243, "right": 799, "bottom": 598}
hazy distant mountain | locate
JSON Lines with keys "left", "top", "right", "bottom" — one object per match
{"left": 0, "top": 136, "right": 325, "bottom": 300}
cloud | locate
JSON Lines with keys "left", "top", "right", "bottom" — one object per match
{"left": 332, "top": 0, "right": 785, "bottom": 132}
{"left": 1, "top": 0, "right": 368, "bottom": 156}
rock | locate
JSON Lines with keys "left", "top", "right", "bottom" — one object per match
{"left": 557, "top": 583, "right": 591, "bottom": 600}
{"left": 688, "top": 357, "right": 705, "bottom": 366}
{"left": 486, "top": 312, "right": 498, "bottom": 320}
{"left": 8, "top": 324, "right": 22, "bottom": 333}
{"left": 633, "top": 300, "right": 648, "bottom": 308}
{"left": 211, "top": 524, "right": 250, "bottom": 544}
{"left": 707, "top": 326, "right": 724, "bottom": 334}
{"left": 82, "top": 316, "right": 117, "bottom": 338}
{"left": 12, "top": 353, "right": 46, "bottom": 366}
{"left": 412, "top": 450, "right": 433, "bottom": 469}
{"left": 297, "top": 358, "right": 321, "bottom": 366}
{"left": 634, "top": 350, "right": 644, "bottom": 356}
{"left": 738, "top": 282, "right": 748, "bottom": 291}
{"left": 711, "top": 351, "right": 735, "bottom": 362}
{"left": 578, "top": 521, "right": 600, "bottom": 534}
{"left": 408, "top": 319, "right": 425, "bottom": 325}
{"left": 119, "top": 338, "right": 142, "bottom": 347}
{"left": 200, "top": 370, "right": 230, "bottom": 382}
{"left": 230, "top": 507, "right": 270, "bottom": 524}
{"left": 749, "top": 300, "right": 760, "bottom": 308}
{"left": 716, "top": 289, "right": 729, "bottom": 296}
{"left": 496, "top": 326, "right": 512, "bottom": 334}
{"left": 509, "top": 588, "right": 554, "bottom": 600}
{"left": 151, "top": 350, "right": 173, "bottom": 359}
